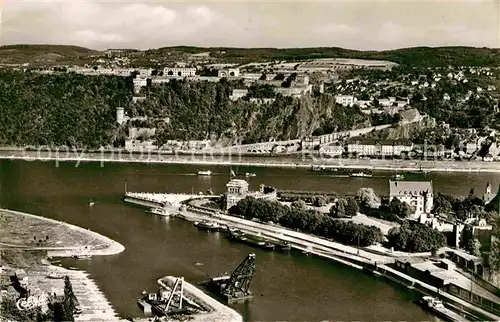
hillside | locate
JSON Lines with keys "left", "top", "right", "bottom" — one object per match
{"left": 0, "top": 70, "right": 370, "bottom": 148}
{"left": 2, "top": 44, "right": 499, "bottom": 67}
{"left": 135, "top": 79, "right": 369, "bottom": 145}
{"left": 0, "top": 44, "right": 99, "bottom": 65}
{"left": 152, "top": 46, "right": 500, "bottom": 67}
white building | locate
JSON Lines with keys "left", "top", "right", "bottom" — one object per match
{"left": 225, "top": 179, "right": 277, "bottom": 210}
{"left": 229, "top": 89, "right": 248, "bottom": 101}
{"left": 163, "top": 67, "right": 197, "bottom": 77}
{"left": 218, "top": 68, "right": 240, "bottom": 77}
{"left": 116, "top": 107, "right": 125, "bottom": 125}
{"left": 319, "top": 143, "right": 344, "bottom": 156}
{"left": 335, "top": 95, "right": 356, "bottom": 107}
{"left": 226, "top": 179, "right": 250, "bottom": 210}
{"left": 389, "top": 180, "right": 433, "bottom": 216}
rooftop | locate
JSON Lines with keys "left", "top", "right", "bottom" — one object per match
{"left": 226, "top": 179, "right": 249, "bottom": 188}
{"left": 389, "top": 180, "right": 433, "bottom": 196}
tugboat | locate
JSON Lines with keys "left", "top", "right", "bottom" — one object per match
{"left": 197, "top": 170, "right": 212, "bottom": 176}
{"left": 194, "top": 220, "right": 221, "bottom": 231}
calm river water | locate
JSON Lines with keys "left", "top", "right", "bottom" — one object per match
{"left": 1, "top": 160, "right": 499, "bottom": 321}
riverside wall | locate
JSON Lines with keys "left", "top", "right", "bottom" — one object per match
{"left": 1, "top": 151, "right": 500, "bottom": 173}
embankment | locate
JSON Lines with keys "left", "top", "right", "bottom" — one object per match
{"left": 1, "top": 151, "right": 500, "bottom": 173}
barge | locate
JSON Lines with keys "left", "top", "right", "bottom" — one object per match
{"left": 194, "top": 220, "right": 221, "bottom": 231}
{"left": 228, "top": 230, "right": 275, "bottom": 250}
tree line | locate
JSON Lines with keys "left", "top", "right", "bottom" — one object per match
{"left": 228, "top": 196, "right": 384, "bottom": 247}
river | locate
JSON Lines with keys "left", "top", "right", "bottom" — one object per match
{"left": 1, "top": 160, "right": 498, "bottom": 321}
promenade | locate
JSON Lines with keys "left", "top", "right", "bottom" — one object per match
{"left": 1, "top": 150, "right": 500, "bottom": 172}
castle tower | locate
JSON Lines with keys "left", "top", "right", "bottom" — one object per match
{"left": 116, "top": 107, "right": 125, "bottom": 125}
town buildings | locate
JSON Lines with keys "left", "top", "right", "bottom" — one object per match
{"left": 346, "top": 139, "right": 413, "bottom": 157}
{"left": 335, "top": 95, "right": 356, "bottom": 107}
{"left": 389, "top": 180, "right": 433, "bottom": 215}
{"left": 163, "top": 67, "right": 197, "bottom": 77}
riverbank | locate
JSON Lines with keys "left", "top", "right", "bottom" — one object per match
{"left": 0, "top": 209, "right": 125, "bottom": 321}
{"left": 0, "top": 208, "right": 125, "bottom": 257}
{"left": 1, "top": 151, "right": 500, "bottom": 173}
{"left": 122, "top": 193, "right": 500, "bottom": 321}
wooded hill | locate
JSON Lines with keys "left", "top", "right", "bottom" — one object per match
{"left": 2, "top": 44, "right": 500, "bottom": 67}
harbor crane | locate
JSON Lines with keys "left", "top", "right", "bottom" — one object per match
{"left": 204, "top": 253, "right": 256, "bottom": 303}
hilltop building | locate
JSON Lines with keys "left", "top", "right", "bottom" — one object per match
{"left": 163, "top": 67, "right": 197, "bottom": 77}
{"left": 225, "top": 179, "right": 277, "bottom": 210}
{"left": 218, "top": 68, "right": 240, "bottom": 77}
{"left": 389, "top": 180, "right": 433, "bottom": 216}
{"left": 335, "top": 95, "right": 357, "bottom": 107}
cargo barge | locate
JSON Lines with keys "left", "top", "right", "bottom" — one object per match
{"left": 228, "top": 230, "right": 275, "bottom": 250}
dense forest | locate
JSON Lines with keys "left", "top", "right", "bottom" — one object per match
{"left": 0, "top": 70, "right": 132, "bottom": 148}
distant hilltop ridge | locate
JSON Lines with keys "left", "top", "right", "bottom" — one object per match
{"left": 1, "top": 44, "right": 500, "bottom": 67}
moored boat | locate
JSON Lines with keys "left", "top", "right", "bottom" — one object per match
{"left": 146, "top": 207, "right": 169, "bottom": 216}
{"left": 73, "top": 254, "right": 91, "bottom": 260}
{"left": 350, "top": 171, "right": 373, "bottom": 178}
{"left": 276, "top": 241, "right": 292, "bottom": 251}
{"left": 392, "top": 174, "right": 405, "bottom": 180}
{"left": 194, "top": 220, "right": 221, "bottom": 231}
{"left": 245, "top": 172, "right": 256, "bottom": 177}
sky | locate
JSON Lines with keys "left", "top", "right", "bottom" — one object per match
{"left": 1, "top": 0, "right": 499, "bottom": 51}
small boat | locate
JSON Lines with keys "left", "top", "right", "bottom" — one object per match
{"left": 146, "top": 207, "right": 169, "bottom": 217}
{"left": 73, "top": 254, "right": 91, "bottom": 260}
{"left": 259, "top": 241, "right": 275, "bottom": 250}
{"left": 197, "top": 170, "right": 212, "bottom": 176}
{"left": 276, "top": 241, "right": 292, "bottom": 251}
{"left": 194, "top": 220, "right": 221, "bottom": 231}
{"left": 350, "top": 171, "right": 373, "bottom": 178}
{"left": 245, "top": 172, "right": 256, "bottom": 177}
{"left": 392, "top": 174, "right": 405, "bottom": 179}
{"left": 89, "top": 199, "right": 95, "bottom": 206}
